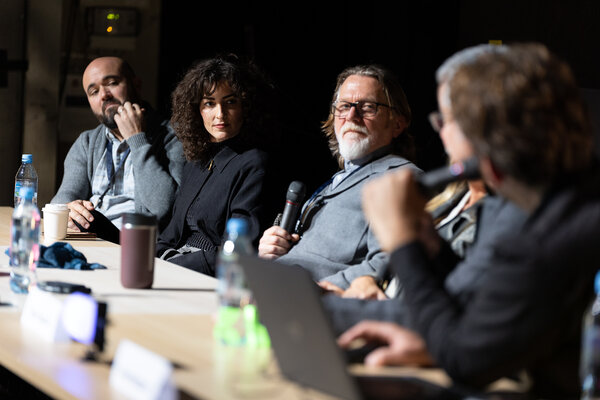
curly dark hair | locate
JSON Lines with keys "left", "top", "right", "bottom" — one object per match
{"left": 321, "top": 64, "right": 415, "bottom": 168}
{"left": 171, "top": 54, "right": 274, "bottom": 162}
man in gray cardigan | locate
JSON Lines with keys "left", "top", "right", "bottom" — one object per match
{"left": 258, "top": 64, "right": 420, "bottom": 299}
{"left": 52, "top": 57, "right": 184, "bottom": 241}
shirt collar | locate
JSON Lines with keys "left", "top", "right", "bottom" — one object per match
{"left": 104, "top": 127, "right": 120, "bottom": 142}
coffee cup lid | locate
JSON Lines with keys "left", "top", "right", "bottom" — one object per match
{"left": 43, "top": 204, "right": 69, "bottom": 212}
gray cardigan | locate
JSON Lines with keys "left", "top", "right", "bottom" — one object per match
{"left": 52, "top": 111, "right": 185, "bottom": 231}
{"left": 278, "top": 154, "right": 419, "bottom": 289}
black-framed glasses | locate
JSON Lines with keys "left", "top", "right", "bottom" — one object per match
{"left": 428, "top": 111, "right": 444, "bottom": 132}
{"left": 332, "top": 101, "right": 392, "bottom": 119}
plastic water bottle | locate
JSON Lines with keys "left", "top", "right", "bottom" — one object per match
{"left": 214, "top": 218, "right": 269, "bottom": 347}
{"left": 581, "top": 270, "right": 600, "bottom": 399}
{"left": 216, "top": 218, "right": 253, "bottom": 308}
{"left": 14, "top": 154, "right": 38, "bottom": 207}
{"left": 9, "top": 186, "right": 41, "bottom": 293}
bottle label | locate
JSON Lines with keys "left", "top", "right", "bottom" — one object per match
{"left": 14, "top": 181, "right": 38, "bottom": 206}
{"left": 14, "top": 181, "right": 22, "bottom": 199}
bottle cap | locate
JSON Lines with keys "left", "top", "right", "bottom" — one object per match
{"left": 19, "top": 186, "right": 34, "bottom": 200}
{"left": 226, "top": 218, "right": 248, "bottom": 235}
{"left": 21, "top": 154, "right": 33, "bottom": 164}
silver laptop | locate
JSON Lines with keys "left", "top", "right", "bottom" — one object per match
{"left": 238, "top": 255, "right": 456, "bottom": 400}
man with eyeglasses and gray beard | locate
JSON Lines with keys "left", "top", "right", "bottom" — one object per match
{"left": 258, "top": 65, "right": 420, "bottom": 299}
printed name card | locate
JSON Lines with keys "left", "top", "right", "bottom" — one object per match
{"left": 109, "top": 339, "right": 176, "bottom": 400}
{"left": 20, "top": 287, "right": 69, "bottom": 342}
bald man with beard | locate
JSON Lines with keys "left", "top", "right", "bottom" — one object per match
{"left": 52, "top": 57, "right": 184, "bottom": 242}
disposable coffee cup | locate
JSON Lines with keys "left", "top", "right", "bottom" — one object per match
{"left": 42, "top": 204, "right": 69, "bottom": 242}
{"left": 120, "top": 213, "right": 157, "bottom": 289}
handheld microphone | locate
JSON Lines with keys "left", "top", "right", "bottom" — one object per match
{"left": 279, "top": 181, "right": 306, "bottom": 233}
{"left": 416, "top": 156, "right": 480, "bottom": 197}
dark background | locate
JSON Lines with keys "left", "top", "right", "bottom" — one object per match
{"left": 158, "top": 1, "right": 459, "bottom": 192}
{"left": 156, "top": 0, "right": 600, "bottom": 195}
{"left": 4, "top": 0, "right": 600, "bottom": 207}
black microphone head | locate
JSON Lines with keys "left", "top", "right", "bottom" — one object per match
{"left": 449, "top": 157, "right": 480, "bottom": 180}
{"left": 286, "top": 181, "right": 306, "bottom": 203}
{"left": 417, "top": 156, "right": 481, "bottom": 197}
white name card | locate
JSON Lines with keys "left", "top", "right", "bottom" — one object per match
{"left": 109, "top": 339, "right": 176, "bottom": 400}
{"left": 20, "top": 287, "right": 69, "bottom": 342}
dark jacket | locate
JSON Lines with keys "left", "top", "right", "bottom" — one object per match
{"left": 156, "top": 140, "right": 269, "bottom": 276}
{"left": 394, "top": 169, "right": 600, "bottom": 398}
{"left": 323, "top": 194, "right": 527, "bottom": 335}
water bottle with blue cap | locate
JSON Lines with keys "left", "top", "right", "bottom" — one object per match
{"left": 14, "top": 153, "right": 38, "bottom": 207}
{"left": 581, "top": 270, "right": 600, "bottom": 399}
{"left": 9, "top": 186, "right": 40, "bottom": 293}
{"left": 214, "top": 218, "right": 269, "bottom": 347}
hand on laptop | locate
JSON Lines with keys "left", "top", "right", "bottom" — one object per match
{"left": 258, "top": 226, "right": 300, "bottom": 259}
{"left": 337, "top": 321, "right": 434, "bottom": 367}
{"left": 67, "top": 199, "right": 95, "bottom": 231}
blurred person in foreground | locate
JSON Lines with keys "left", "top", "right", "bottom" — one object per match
{"left": 339, "top": 43, "right": 599, "bottom": 399}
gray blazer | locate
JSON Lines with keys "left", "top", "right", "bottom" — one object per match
{"left": 52, "top": 109, "right": 185, "bottom": 231}
{"left": 278, "top": 153, "right": 419, "bottom": 289}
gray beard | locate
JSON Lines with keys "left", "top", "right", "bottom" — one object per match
{"left": 338, "top": 136, "right": 372, "bottom": 160}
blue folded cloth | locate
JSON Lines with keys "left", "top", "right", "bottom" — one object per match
{"left": 38, "top": 242, "right": 106, "bottom": 270}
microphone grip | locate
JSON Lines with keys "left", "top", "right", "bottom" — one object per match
{"left": 279, "top": 201, "right": 301, "bottom": 233}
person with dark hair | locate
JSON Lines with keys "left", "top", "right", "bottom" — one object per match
{"left": 52, "top": 56, "right": 184, "bottom": 242}
{"left": 156, "top": 54, "right": 275, "bottom": 275}
{"left": 258, "top": 64, "right": 420, "bottom": 299}
{"left": 339, "top": 43, "right": 600, "bottom": 398}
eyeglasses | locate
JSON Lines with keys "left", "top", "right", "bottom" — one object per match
{"left": 332, "top": 101, "right": 392, "bottom": 119}
{"left": 428, "top": 111, "right": 444, "bottom": 132}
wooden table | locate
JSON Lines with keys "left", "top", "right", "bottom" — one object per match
{"left": 0, "top": 207, "right": 341, "bottom": 399}
{"left": 0, "top": 207, "right": 525, "bottom": 399}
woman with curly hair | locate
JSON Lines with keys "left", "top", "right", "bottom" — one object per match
{"left": 156, "top": 54, "right": 274, "bottom": 275}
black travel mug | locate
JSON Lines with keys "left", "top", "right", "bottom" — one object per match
{"left": 120, "top": 213, "right": 157, "bottom": 289}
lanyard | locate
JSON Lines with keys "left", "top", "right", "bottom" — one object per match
{"left": 96, "top": 140, "right": 131, "bottom": 208}
{"left": 304, "top": 163, "right": 366, "bottom": 207}
{"left": 105, "top": 140, "right": 131, "bottom": 184}
{"left": 296, "top": 163, "right": 366, "bottom": 234}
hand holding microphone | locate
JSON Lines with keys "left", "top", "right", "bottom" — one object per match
{"left": 279, "top": 181, "right": 306, "bottom": 233}
{"left": 258, "top": 181, "right": 306, "bottom": 259}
